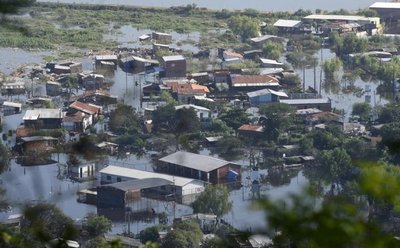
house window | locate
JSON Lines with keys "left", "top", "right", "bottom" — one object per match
{"left": 117, "top": 177, "right": 122, "bottom": 182}
{"left": 106, "top": 175, "right": 111, "bottom": 181}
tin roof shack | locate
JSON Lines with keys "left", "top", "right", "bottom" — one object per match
{"left": 142, "top": 83, "right": 161, "bottom": 101}
{"left": 69, "top": 101, "right": 102, "bottom": 123}
{"left": 238, "top": 124, "right": 264, "bottom": 139}
{"left": 153, "top": 43, "right": 170, "bottom": 53}
{"left": 99, "top": 165, "right": 205, "bottom": 204}
{"left": 243, "top": 50, "right": 263, "bottom": 60}
{"left": 69, "top": 163, "right": 95, "bottom": 181}
{"left": 2, "top": 101, "right": 22, "bottom": 116}
{"left": 250, "top": 35, "right": 284, "bottom": 48}
{"left": 23, "top": 109, "right": 64, "bottom": 129}
{"left": 152, "top": 31, "right": 172, "bottom": 43}
{"left": 97, "top": 178, "right": 173, "bottom": 208}
{"left": 63, "top": 112, "right": 92, "bottom": 132}
{"left": 70, "top": 90, "right": 118, "bottom": 107}
{"left": 51, "top": 62, "right": 82, "bottom": 75}
{"left": 131, "top": 56, "right": 159, "bottom": 73}
{"left": 81, "top": 74, "right": 106, "bottom": 91}
{"left": 158, "top": 151, "right": 241, "bottom": 185}
{"left": 259, "top": 58, "right": 284, "bottom": 68}
{"left": 95, "top": 55, "right": 118, "bottom": 69}
{"left": 188, "top": 72, "right": 210, "bottom": 85}
{"left": 166, "top": 81, "right": 210, "bottom": 104}
{"left": 20, "top": 136, "right": 58, "bottom": 154}
{"left": 26, "top": 97, "right": 53, "bottom": 108}
{"left": 175, "top": 104, "right": 211, "bottom": 121}
{"left": 95, "top": 141, "right": 118, "bottom": 154}
{"left": 223, "top": 50, "right": 243, "bottom": 60}
{"left": 1, "top": 82, "right": 25, "bottom": 95}
{"left": 247, "top": 88, "right": 288, "bottom": 106}
{"left": 2, "top": 214, "right": 23, "bottom": 232}
{"left": 274, "top": 19, "right": 304, "bottom": 34}
{"left": 280, "top": 98, "right": 332, "bottom": 112}
{"left": 230, "top": 74, "right": 280, "bottom": 92}
{"left": 46, "top": 81, "right": 62, "bottom": 96}
{"left": 161, "top": 55, "right": 186, "bottom": 78}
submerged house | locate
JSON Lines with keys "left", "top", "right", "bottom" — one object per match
{"left": 166, "top": 81, "right": 210, "bottom": 103}
{"left": 99, "top": 165, "right": 205, "bottom": 204}
{"left": 1, "top": 82, "right": 25, "bottom": 95}
{"left": 247, "top": 88, "right": 288, "bottom": 106}
{"left": 20, "top": 136, "right": 58, "bottom": 153}
{"left": 158, "top": 151, "right": 241, "bottom": 184}
{"left": 161, "top": 55, "right": 187, "bottom": 78}
{"left": 175, "top": 104, "right": 211, "bottom": 121}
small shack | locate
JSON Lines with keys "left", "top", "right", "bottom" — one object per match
{"left": 2, "top": 101, "right": 22, "bottom": 116}
{"left": 46, "top": 81, "right": 62, "bottom": 96}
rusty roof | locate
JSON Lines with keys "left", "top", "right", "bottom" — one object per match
{"left": 238, "top": 124, "right": 264, "bottom": 132}
{"left": 166, "top": 82, "right": 210, "bottom": 95}
{"left": 231, "top": 74, "right": 280, "bottom": 87}
{"left": 69, "top": 101, "right": 101, "bottom": 115}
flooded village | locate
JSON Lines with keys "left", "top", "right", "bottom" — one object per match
{"left": 1, "top": 1, "right": 400, "bottom": 247}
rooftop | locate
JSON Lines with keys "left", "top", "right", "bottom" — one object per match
{"left": 21, "top": 136, "right": 58, "bottom": 142}
{"left": 238, "top": 124, "right": 264, "bottom": 132}
{"left": 250, "top": 35, "right": 280, "bottom": 43}
{"left": 23, "top": 109, "right": 63, "bottom": 121}
{"left": 223, "top": 50, "right": 243, "bottom": 58}
{"left": 247, "top": 88, "right": 288, "bottom": 98}
{"left": 175, "top": 104, "right": 210, "bottom": 112}
{"left": 99, "top": 178, "right": 173, "bottom": 192}
{"left": 159, "top": 151, "right": 237, "bottom": 172}
{"left": 100, "top": 165, "right": 204, "bottom": 187}
{"left": 162, "top": 55, "right": 185, "bottom": 62}
{"left": 303, "top": 14, "right": 378, "bottom": 22}
{"left": 166, "top": 82, "right": 210, "bottom": 95}
{"left": 69, "top": 101, "right": 101, "bottom": 115}
{"left": 273, "top": 19, "right": 303, "bottom": 28}
{"left": 259, "top": 58, "right": 284, "bottom": 66}
{"left": 280, "top": 98, "right": 331, "bottom": 105}
{"left": 231, "top": 74, "right": 280, "bottom": 87}
{"left": 3, "top": 101, "right": 22, "bottom": 108}
{"left": 95, "top": 55, "right": 118, "bottom": 61}
{"left": 370, "top": 2, "right": 400, "bottom": 9}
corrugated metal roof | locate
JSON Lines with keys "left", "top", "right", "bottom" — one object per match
{"left": 100, "top": 165, "right": 203, "bottom": 187}
{"left": 247, "top": 88, "right": 288, "bottom": 98}
{"left": 238, "top": 124, "right": 264, "bottom": 132}
{"left": 280, "top": 98, "right": 330, "bottom": 104}
{"left": 370, "top": 2, "right": 400, "bottom": 9}
{"left": 250, "top": 35, "right": 280, "bottom": 43}
{"left": 175, "top": 104, "right": 210, "bottom": 112}
{"left": 23, "top": 109, "right": 63, "bottom": 120}
{"left": 95, "top": 55, "right": 118, "bottom": 61}
{"left": 259, "top": 58, "right": 283, "bottom": 66}
{"left": 21, "top": 136, "right": 58, "bottom": 142}
{"left": 159, "top": 151, "right": 237, "bottom": 172}
{"left": 3, "top": 101, "right": 22, "bottom": 108}
{"left": 231, "top": 74, "right": 280, "bottom": 87}
{"left": 274, "top": 19, "right": 302, "bottom": 28}
{"left": 162, "top": 55, "right": 185, "bottom": 62}
{"left": 99, "top": 178, "right": 173, "bottom": 191}
{"left": 304, "top": 14, "right": 378, "bottom": 22}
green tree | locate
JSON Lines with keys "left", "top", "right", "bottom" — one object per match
{"left": 379, "top": 122, "right": 400, "bottom": 163}
{"left": 227, "top": 15, "right": 260, "bottom": 41}
{"left": 351, "top": 102, "right": 372, "bottom": 122}
{"left": 262, "top": 41, "right": 283, "bottom": 60}
{"left": 161, "top": 220, "right": 203, "bottom": 248}
{"left": 318, "top": 147, "right": 353, "bottom": 185}
{"left": 0, "top": 0, "right": 35, "bottom": 17}
{"left": 152, "top": 104, "right": 176, "bottom": 132}
{"left": 323, "top": 57, "right": 342, "bottom": 83}
{"left": 0, "top": 142, "right": 10, "bottom": 174}
{"left": 140, "top": 226, "right": 160, "bottom": 244}
{"left": 21, "top": 204, "right": 77, "bottom": 245}
{"left": 85, "top": 213, "right": 112, "bottom": 238}
{"left": 259, "top": 103, "right": 295, "bottom": 142}
{"left": 109, "top": 104, "right": 142, "bottom": 135}
{"left": 377, "top": 103, "right": 400, "bottom": 123}
{"left": 192, "top": 184, "right": 232, "bottom": 217}
{"left": 219, "top": 107, "right": 251, "bottom": 132}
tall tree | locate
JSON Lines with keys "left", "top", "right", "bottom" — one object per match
{"left": 109, "top": 104, "right": 142, "bottom": 135}
{"left": 192, "top": 184, "right": 232, "bottom": 217}
{"left": 351, "top": 102, "right": 372, "bottom": 122}
{"left": 227, "top": 15, "right": 260, "bottom": 41}
{"left": 259, "top": 103, "right": 295, "bottom": 142}
{"left": 219, "top": 107, "right": 251, "bottom": 132}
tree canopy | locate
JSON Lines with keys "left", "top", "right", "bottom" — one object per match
{"left": 192, "top": 184, "right": 232, "bottom": 217}
{"left": 0, "top": 0, "right": 35, "bottom": 15}
{"left": 109, "top": 104, "right": 142, "bottom": 135}
{"left": 259, "top": 103, "right": 295, "bottom": 142}
{"left": 219, "top": 107, "right": 251, "bottom": 132}
{"left": 161, "top": 220, "right": 203, "bottom": 248}
{"left": 227, "top": 15, "right": 260, "bottom": 41}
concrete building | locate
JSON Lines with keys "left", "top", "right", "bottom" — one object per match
{"left": 161, "top": 55, "right": 186, "bottom": 78}
{"left": 158, "top": 151, "right": 241, "bottom": 184}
